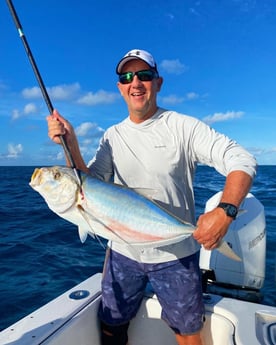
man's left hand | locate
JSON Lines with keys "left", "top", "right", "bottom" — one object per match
{"left": 193, "top": 208, "right": 232, "bottom": 250}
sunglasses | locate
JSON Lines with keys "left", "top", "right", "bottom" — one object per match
{"left": 119, "top": 69, "right": 159, "bottom": 84}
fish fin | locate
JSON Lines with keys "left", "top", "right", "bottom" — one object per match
{"left": 78, "top": 226, "right": 89, "bottom": 243}
{"left": 216, "top": 241, "right": 242, "bottom": 261}
{"left": 76, "top": 205, "right": 93, "bottom": 242}
{"left": 77, "top": 205, "right": 107, "bottom": 249}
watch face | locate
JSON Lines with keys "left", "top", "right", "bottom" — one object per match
{"left": 228, "top": 205, "right": 237, "bottom": 217}
{"left": 218, "top": 203, "right": 238, "bottom": 218}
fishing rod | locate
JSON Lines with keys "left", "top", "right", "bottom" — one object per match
{"left": 6, "top": 0, "right": 82, "bottom": 186}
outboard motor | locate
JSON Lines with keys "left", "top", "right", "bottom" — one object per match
{"left": 200, "top": 192, "right": 266, "bottom": 303}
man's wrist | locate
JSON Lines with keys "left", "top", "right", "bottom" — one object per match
{"left": 217, "top": 202, "right": 238, "bottom": 219}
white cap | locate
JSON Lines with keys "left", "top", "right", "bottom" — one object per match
{"left": 116, "top": 49, "right": 157, "bottom": 74}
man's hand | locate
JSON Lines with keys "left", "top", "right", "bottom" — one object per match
{"left": 193, "top": 207, "right": 232, "bottom": 250}
{"left": 47, "top": 109, "right": 75, "bottom": 146}
{"left": 46, "top": 109, "right": 89, "bottom": 173}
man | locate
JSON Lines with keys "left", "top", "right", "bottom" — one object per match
{"left": 47, "top": 49, "right": 256, "bottom": 345}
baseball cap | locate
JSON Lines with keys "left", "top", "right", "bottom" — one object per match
{"left": 116, "top": 49, "right": 157, "bottom": 74}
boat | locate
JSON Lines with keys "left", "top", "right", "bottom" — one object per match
{"left": 1, "top": 192, "right": 275, "bottom": 345}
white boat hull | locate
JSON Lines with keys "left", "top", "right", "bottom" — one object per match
{"left": 1, "top": 273, "right": 275, "bottom": 345}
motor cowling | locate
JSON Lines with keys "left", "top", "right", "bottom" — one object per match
{"left": 200, "top": 192, "right": 266, "bottom": 302}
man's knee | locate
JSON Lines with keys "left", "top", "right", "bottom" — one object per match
{"left": 100, "top": 321, "right": 130, "bottom": 345}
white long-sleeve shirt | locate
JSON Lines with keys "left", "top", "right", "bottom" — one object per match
{"left": 88, "top": 108, "right": 257, "bottom": 263}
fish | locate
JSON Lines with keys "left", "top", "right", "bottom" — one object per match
{"left": 29, "top": 166, "right": 241, "bottom": 261}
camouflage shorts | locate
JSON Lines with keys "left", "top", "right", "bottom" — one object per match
{"left": 98, "top": 249, "right": 204, "bottom": 335}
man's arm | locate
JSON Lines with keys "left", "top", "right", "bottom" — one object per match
{"left": 193, "top": 170, "right": 253, "bottom": 250}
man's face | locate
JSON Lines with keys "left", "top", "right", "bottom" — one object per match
{"left": 117, "top": 60, "right": 163, "bottom": 123}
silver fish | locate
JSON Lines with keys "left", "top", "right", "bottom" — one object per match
{"left": 29, "top": 166, "right": 241, "bottom": 261}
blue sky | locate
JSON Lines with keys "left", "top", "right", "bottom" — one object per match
{"left": 1, "top": 0, "right": 275, "bottom": 166}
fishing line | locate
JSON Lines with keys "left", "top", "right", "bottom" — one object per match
{"left": 6, "top": 0, "right": 82, "bottom": 187}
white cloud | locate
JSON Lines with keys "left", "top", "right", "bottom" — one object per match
{"left": 186, "top": 92, "right": 199, "bottom": 100}
{"left": 77, "top": 90, "right": 119, "bottom": 105}
{"left": 73, "top": 122, "right": 105, "bottom": 160}
{"left": 11, "top": 103, "right": 38, "bottom": 120}
{"left": 48, "top": 83, "right": 80, "bottom": 100}
{"left": 56, "top": 151, "right": 65, "bottom": 161}
{"left": 166, "top": 13, "right": 175, "bottom": 20}
{"left": 75, "top": 122, "right": 104, "bottom": 137}
{"left": 7, "top": 143, "right": 23, "bottom": 158}
{"left": 82, "top": 138, "right": 93, "bottom": 145}
{"left": 161, "top": 94, "right": 185, "bottom": 104}
{"left": 21, "top": 83, "right": 119, "bottom": 107}
{"left": 22, "top": 86, "right": 41, "bottom": 99}
{"left": 161, "top": 92, "right": 199, "bottom": 105}
{"left": 24, "top": 103, "right": 38, "bottom": 114}
{"left": 160, "top": 59, "right": 188, "bottom": 75}
{"left": 76, "top": 122, "right": 97, "bottom": 136}
{"left": 22, "top": 83, "right": 80, "bottom": 101}
{"left": 202, "top": 111, "right": 244, "bottom": 125}
{"left": 11, "top": 109, "right": 20, "bottom": 120}
{"left": 249, "top": 146, "right": 276, "bottom": 165}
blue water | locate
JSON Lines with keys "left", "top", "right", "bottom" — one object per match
{"left": 0, "top": 165, "right": 275, "bottom": 331}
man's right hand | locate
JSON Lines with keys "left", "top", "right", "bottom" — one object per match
{"left": 47, "top": 109, "right": 75, "bottom": 145}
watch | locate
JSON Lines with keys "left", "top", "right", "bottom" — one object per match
{"left": 217, "top": 202, "right": 238, "bottom": 219}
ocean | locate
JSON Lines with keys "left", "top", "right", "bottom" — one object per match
{"left": 0, "top": 165, "right": 275, "bottom": 331}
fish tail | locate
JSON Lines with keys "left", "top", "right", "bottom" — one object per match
{"left": 216, "top": 241, "right": 242, "bottom": 261}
